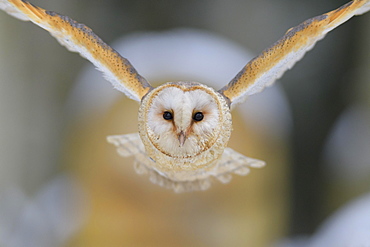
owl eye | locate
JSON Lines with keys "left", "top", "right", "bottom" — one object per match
{"left": 193, "top": 112, "right": 204, "bottom": 122}
{"left": 163, "top": 111, "right": 173, "bottom": 120}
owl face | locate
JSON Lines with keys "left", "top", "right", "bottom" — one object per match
{"left": 138, "top": 82, "right": 232, "bottom": 173}
{"left": 146, "top": 84, "right": 220, "bottom": 157}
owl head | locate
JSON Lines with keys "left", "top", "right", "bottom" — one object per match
{"left": 138, "top": 82, "right": 232, "bottom": 174}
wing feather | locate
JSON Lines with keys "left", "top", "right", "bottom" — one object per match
{"left": 0, "top": 0, "right": 152, "bottom": 101}
{"left": 219, "top": 0, "right": 370, "bottom": 107}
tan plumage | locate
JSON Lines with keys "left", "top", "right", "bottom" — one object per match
{"left": 219, "top": 0, "right": 370, "bottom": 107}
{"left": 0, "top": 0, "right": 151, "bottom": 101}
{"left": 0, "top": 0, "right": 369, "bottom": 192}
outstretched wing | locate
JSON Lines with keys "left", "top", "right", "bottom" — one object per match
{"left": 0, "top": 0, "right": 152, "bottom": 101}
{"left": 219, "top": 0, "right": 370, "bottom": 107}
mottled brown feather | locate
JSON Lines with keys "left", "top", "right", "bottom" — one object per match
{"left": 219, "top": 0, "right": 370, "bottom": 106}
{"left": 6, "top": 0, "right": 152, "bottom": 101}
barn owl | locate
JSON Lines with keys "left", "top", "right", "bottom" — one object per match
{"left": 0, "top": 0, "right": 369, "bottom": 192}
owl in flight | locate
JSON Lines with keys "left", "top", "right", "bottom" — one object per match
{"left": 1, "top": 0, "right": 369, "bottom": 192}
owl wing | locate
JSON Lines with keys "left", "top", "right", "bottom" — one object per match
{"left": 219, "top": 0, "right": 370, "bottom": 107}
{"left": 210, "top": 147, "right": 265, "bottom": 183}
{"left": 107, "top": 133, "right": 145, "bottom": 157}
{"left": 0, "top": 0, "right": 152, "bottom": 101}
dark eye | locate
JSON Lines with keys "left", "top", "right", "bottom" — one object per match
{"left": 163, "top": 111, "right": 173, "bottom": 120}
{"left": 193, "top": 112, "right": 204, "bottom": 122}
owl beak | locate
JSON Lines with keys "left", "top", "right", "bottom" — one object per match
{"left": 178, "top": 131, "right": 186, "bottom": 147}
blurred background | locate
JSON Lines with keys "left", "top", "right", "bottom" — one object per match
{"left": 0, "top": 0, "right": 369, "bottom": 246}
